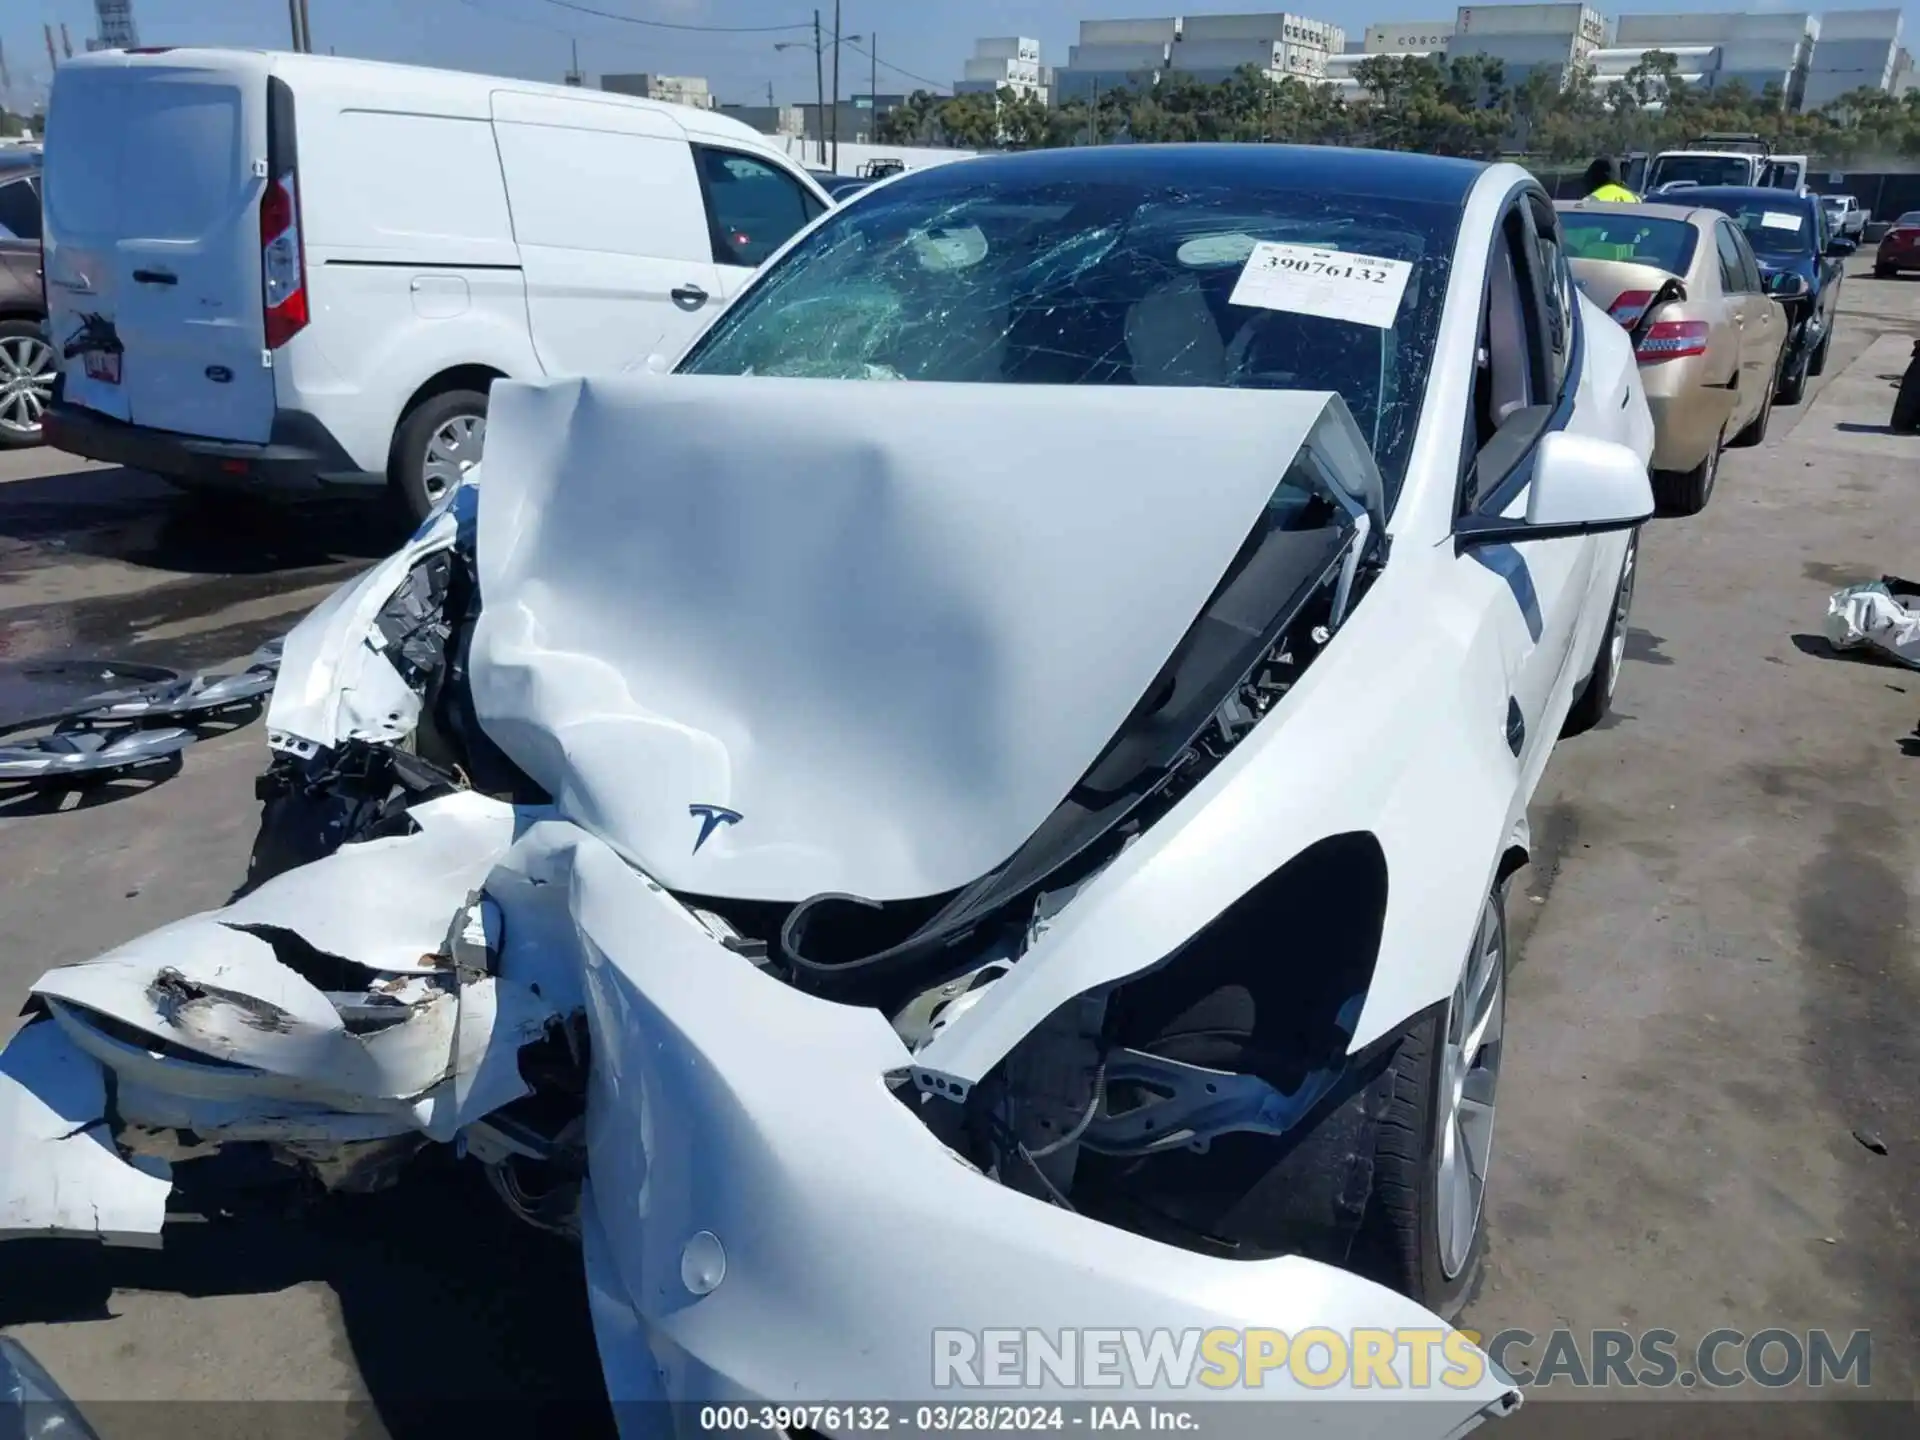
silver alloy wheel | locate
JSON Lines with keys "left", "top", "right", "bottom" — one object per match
{"left": 421, "top": 412, "right": 485, "bottom": 501}
{"left": 0, "top": 332, "right": 55, "bottom": 438}
{"left": 1435, "top": 894, "right": 1505, "bottom": 1281}
{"left": 1605, "top": 531, "right": 1639, "bottom": 700}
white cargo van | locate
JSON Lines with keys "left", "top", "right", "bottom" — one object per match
{"left": 40, "top": 50, "right": 832, "bottom": 519}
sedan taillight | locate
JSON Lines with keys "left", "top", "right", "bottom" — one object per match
{"left": 1635, "top": 320, "right": 1711, "bottom": 363}
{"left": 1608, "top": 289, "right": 1653, "bottom": 326}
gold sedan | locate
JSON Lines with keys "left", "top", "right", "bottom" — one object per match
{"left": 1557, "top": 200, "right": 1789, "bottom": 516}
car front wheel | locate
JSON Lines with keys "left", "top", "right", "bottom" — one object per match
{"left": 1361, "top": 887, "right": 1508, "bottom": 1317}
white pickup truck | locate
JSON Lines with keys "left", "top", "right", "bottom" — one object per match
{"left": 1820, "top": 193, "right": 1869, "bottom": 240}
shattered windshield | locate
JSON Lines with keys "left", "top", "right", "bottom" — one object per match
{"left": 677, "top": 172, "right": 1462, "bottom": 506}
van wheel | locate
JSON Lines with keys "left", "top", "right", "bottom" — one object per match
{"left": 390, "top": 389, "right": 488, "bottom": 524}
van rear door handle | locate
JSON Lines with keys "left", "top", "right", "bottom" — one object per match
{"left": 132, "top": 269, "right": 178, "bottom": 286}
{"left": 671, "top": 284, "right": 708, "bottom": 308}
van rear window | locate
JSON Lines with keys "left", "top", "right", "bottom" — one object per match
{"left": 47, "top": 73, "right": 242, "bottom": 241}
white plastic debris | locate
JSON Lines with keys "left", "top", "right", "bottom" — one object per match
{"left": 1825, "top": 580, "right": 1920, "bottom": 669}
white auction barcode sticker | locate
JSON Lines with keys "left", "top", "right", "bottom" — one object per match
{"left": 1228, "top": 241, "right": 1413, "bottom": 329}
{"left": 1761, "top": 211, "right": 1804, "bottom": 231}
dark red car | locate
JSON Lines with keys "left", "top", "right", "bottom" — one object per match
{"left": 1875, "top": 210, "right": 1920, "bottom": 278}
{"left": 0, "top": 153, "right": 49, "bottom": 448}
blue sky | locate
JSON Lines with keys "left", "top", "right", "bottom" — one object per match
{"left": 3, "top": 0, "right": 1915, "bottom": 111}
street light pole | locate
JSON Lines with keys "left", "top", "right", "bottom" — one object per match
{"left": 813, "top": 10, "right": 825, "bottom": 170}
{"left": 830, "top": 0, "right": 842, "bottom": 173}
{"left": 870, "top": 33, "right": 877, "bottom": 140}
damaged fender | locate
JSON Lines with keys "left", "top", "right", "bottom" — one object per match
{"left": 564, "top": 832, "right": 1520, "bottom": 1423}
{"left": 913, "top": 534, "right": 1525, "bottom": 1088}
{"left": 265, "top": 482, "right": 473, "bottom": 757}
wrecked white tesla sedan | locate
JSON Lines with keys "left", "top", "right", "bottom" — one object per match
{"left": 1, "top": 145, "right": 1655, "bottom": 1431}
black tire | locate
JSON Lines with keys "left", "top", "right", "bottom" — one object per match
{"left": 0, "top": 318, "right": 54, "bottom": 450}
{"left": 388, "top": 388, "right": 489, "bottom": 525}
{"left": 1562, "top": 526, "right": 1639, "bottom": 738}
{"left": 1807, "top": 328, "right": 1833, "bottom": 378}
{"left": 1650, "top": 438, "right": 1718, "bottom": 517}
{"left": 1776, "top": 346, "right": 1809, "bottom": 406}
{"left": 1728, "top": 363, "right": 1776, "bottom": 448}
{"left": 1874, "top": 263, "right": 1895, "bottom": 279}
{"left": 1355, "top": 890, "right": 1507, "bottom": 1318}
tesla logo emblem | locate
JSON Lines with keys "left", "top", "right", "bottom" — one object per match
{"left": 688, "top": 804, "right": 742, "bottom": 854}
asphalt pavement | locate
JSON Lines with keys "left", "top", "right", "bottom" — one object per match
{"left": 1, "top": 264, "right": 1917, "bottom": 1436}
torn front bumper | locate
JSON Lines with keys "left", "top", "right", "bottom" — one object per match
{"left": 0, "top": 814, "right": 1516, "bottom": 1434}
{"left": 0, "top": 791, "right": 576, "bottom": 1238}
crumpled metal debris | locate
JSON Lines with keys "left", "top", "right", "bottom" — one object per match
{"left": 1825, "top": 577, "right": 1920, "bottom": 668}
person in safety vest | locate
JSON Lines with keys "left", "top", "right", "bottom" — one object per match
{"left": 1583, "top": 157, "right": 1639, "bottom": 202}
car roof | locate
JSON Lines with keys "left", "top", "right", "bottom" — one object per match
{"left": 874, "top": 143, "right": 1486, "bottom": 207}
{"left": 1670, "top": 186, "right": 1818, "bottom": 211}
{"left": 1557, "top": 199, "right": 1713, "bottom": 227}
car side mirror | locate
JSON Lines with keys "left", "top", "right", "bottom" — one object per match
{"left": 1826, "top": 237, "right": 1857, "bottom": 257}
{"left": 1456, "top": 431, "right": 1653, "bottom": 548}
{"left": 1767, "top": 271, "right": 1811, "bottom": 298}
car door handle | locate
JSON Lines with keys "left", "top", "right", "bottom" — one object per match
{"left": 1505, "top": 697, "right": 1526, "bottom": 758}
{"left": 132, "top": 269, "right": 178, "bottom": 286}
{"left": 671, "top": 284, "right": 708, "bottom": 308}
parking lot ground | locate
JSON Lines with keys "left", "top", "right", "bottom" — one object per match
{"left": 1473, "top": 268, "right": 1920, "bottom": 1429}
{"left": 1, "top": 265, "right": 1917, "bottom": 1436}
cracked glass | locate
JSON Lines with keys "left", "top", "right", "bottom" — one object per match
{"left": 677, "top": 171, "right": 1462, "bottom": 508}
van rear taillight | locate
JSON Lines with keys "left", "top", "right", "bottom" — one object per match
{"left": 261, "top": 74, "right": 307, "bottom": 351}
{"left": 1635, "top": 320, "right": 1710, "bottom": 362}
{"left": 260, "top": 171, "right": 307, "bottom": 348}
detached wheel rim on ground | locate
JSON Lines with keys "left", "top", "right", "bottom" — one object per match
{"left": 1436, "top": 894, "right": 1506, "bottom": 1281}
{"left": 422, "top": 413, "right": 485, "bottom": 502}
{"left": 0, "top": 333, "right": 54, "bottom": 439}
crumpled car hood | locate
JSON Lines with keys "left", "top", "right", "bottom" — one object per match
{"left": 469, "top": 373, "right": 1338, "bottom": 902}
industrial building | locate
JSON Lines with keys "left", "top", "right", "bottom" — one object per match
{"left": 955, "top": 37, "right": 1047, "bottom": 101}
{"left": 1052, "top": 13, "right": 1345, "bottom": 101}
{"left": 1364, "top": 20, "right": 1455, "bottom": 53}
{"left": 1801, "top": 8, "right": 1904, "bottom": 109}
{"left": 599, "top": 74, "right": 713, "bottom": 109}
{"left": 1445, "top": 3, "right": 1609, "bottom": 87}
{"left": 1597, "top": 9, "right": 1903, "bottom": 110}
{"left": 1604, "top": 12, "right": 1816, "bottom": 104}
